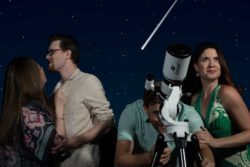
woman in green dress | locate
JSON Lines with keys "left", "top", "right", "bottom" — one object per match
{"left": 189, "top": 42, "right": 250, "bottom": 166}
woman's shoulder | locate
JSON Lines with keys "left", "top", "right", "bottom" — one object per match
{"left": 218, "top": 84, "right": 242, "bottom": 105}
{"left": 22, "top": 100, "right": 52, "bottom": 122}
{"left": 219, "top": 84, "right": 239, "bottom": 98}
{"left": 23, "top": 100, "right": 47, "bottom": 112}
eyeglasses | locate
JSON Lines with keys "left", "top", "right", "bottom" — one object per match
{"left": 46, "top": 49, "right": 63, "bottom": 56}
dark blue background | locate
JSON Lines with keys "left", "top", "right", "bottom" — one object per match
{"left": 1, "top": 0, "right": 250, "bottom": 123}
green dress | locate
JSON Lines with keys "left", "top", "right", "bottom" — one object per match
{"left": 194, "top": 85, "right": 250, "bottom": 167}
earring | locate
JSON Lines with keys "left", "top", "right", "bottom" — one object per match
{"left": 196, "top": 72, "right": 200, "bottom": 77}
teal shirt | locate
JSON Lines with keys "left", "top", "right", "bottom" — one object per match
{"left": 117, "top": 99, "right": 204, "bottom": 152}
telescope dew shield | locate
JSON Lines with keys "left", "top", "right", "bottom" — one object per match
{"left": 163, "top": 44, "right": 192, "bottom": 83}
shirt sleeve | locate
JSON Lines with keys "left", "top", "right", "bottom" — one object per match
{"left": 181, "top": 104, "right": 204, "bottom": 133}
{"left": 82, "top": 75, "right": 114, "bottom": 125}
{"left": 21, "top": 105, "right": 56, "bottom": 162}
{"left": 117, "top": 104, "right": 136, "bottom": 141}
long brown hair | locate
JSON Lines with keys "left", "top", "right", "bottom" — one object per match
{"left": 0, "top": 57, "right": 49, "bottom": 144}
{"left": 184, "top": 42, "right": 238, "bottom": 96}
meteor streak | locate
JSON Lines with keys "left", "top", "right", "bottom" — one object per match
{"left": 141, "top": 0, "right": 178, "bottom": 50}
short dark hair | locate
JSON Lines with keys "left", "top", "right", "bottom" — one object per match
{"left": 48, "top": 34, "right": 80, "bottom": 64}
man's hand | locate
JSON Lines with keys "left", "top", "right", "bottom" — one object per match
{"left": 159, "top": 147, "right": 171, "bottom": 166}
{"left": 51, "top": 136, "right": 79, "bottom": 154}
{"left": 53, "top": 134, "right": 64, "bottom": 146}
{"left": 149, "top": 145, "right": 172, "bottom": 166}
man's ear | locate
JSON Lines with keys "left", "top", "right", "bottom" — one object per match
{"left": 66, "top": 49, "right": 72, "bottom": 60}
{"left": 143, "top": 105, "right": 149, "bottom": 113}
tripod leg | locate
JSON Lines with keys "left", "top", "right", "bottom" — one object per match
{"left": 150, "top": 134, "right": 166, "bottom": 167}
{"left": 191, "top": 134, "right": 203, "bottom": 167}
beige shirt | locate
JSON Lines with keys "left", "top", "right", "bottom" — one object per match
{"left": 54, "top": 68, "right": 114, "bottom": 167}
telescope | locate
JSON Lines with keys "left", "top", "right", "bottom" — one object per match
{"left": 147, "top": 44, "right": 202, "bottom": 167}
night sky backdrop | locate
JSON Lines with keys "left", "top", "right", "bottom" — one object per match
{"left": 1, "top": 0, "right": 250, "bottom": 122}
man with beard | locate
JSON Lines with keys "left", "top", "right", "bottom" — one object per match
{"left": 46, "top": 34, "right": 115, "bottom": 167}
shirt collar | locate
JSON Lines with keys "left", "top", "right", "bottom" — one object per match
{"left": 142, "top": 105, "right": 150, "bottom": 122}
{"left": 68, "top": 68, "right": 80, "bottom": 80}
{"left": 59, "top": 68, "right": 80, "bottom": 85}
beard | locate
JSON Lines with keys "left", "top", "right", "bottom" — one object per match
{"left": 48, "top": 63, "right": 56, "bottom": 72}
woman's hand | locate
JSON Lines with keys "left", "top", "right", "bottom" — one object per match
{"left": 196, "top": 126, "right": 218, "bottom": 148}
{"left": 54, "top": 88, "right": 67, "bottom": 118}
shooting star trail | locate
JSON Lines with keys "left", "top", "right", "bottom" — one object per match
{"left": 141, "top": 0, "right": 178, "bottom": 50}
